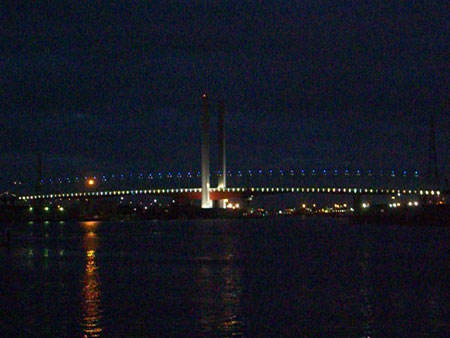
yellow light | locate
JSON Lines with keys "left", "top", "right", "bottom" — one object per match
{"left": 87, "top": 179, "right": 95, "bottom": 186}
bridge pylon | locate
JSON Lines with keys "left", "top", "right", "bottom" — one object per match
{"left": 201, "top": 94, "right": 212, "bottom": 208}
{"left": 217, "top": 99, "right": 227, "bottom": 209}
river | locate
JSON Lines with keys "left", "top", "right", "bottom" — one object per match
{"left": 1, "top": 217, "right": 449, "bottom": 336}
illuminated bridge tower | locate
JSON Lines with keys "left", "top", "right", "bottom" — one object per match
{"left": 201, "top": 94, "right": 213, "bottom": 208}
{"left": 217, "top": 100, "right": 227, "bottom": 208}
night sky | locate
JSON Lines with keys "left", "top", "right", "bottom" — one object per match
{"left": 1, "top": 1, "right": 449, "bottom": 189}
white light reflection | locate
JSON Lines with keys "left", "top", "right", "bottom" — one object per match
{"left": 197, "top": 229, "right": 243, "bottom": 336}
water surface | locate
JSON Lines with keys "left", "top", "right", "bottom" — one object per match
{"left": 1, "top": 218, "right": 449, "bottom": 336}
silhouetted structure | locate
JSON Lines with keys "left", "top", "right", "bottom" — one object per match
{"left": 428, "top": 111, "right": 439, "bottom": 189}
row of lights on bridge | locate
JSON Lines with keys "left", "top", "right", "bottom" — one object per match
{"left": 26, "top": 169, "right": 421, "bottom": 186}
{"left": 19, "top": 186, "right": 440, "bottom": 201}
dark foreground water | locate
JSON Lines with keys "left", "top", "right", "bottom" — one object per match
{"left": 1, "top": 217, "right": 450, "bottom": 337}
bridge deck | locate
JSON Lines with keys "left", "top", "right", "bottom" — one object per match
{"left": 18, "top": 186, "right": 441, "bottom": 201}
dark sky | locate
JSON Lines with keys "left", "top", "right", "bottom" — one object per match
{"left": 1, "top": 1, "right": 449, "bottom": 189}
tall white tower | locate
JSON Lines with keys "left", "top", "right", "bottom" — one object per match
{"left": 217, "top": 100, "right": 227, "bottom": 208}
{"left": 201, "top": 94, "right": 212, "bottom": 208}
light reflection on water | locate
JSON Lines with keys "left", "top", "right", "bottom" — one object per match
{"left": 196, "top": 226, "right": 244, "bottom": 336}
{"left": 2, "top": 218, "right": 450, "bottom": 336}
{"left": 81, "top": 222, "right": 103, "bottom": 338}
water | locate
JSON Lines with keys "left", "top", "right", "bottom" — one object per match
{"left": 1, "top": 217, "right": 449, "bottom": 336}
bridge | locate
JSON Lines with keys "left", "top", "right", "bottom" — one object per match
{"left": 18, "top": 186, "right": 441, "bottom": 202}
{"left": 12, "top": 94, "right": 446, "bottom": 213}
